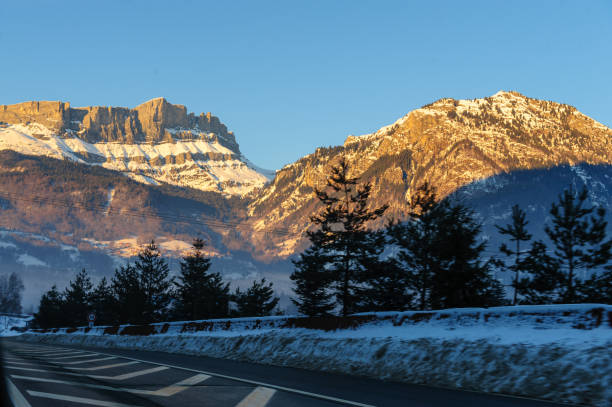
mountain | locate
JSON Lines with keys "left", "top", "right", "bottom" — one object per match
{"left": 1, "top": 91, "right": 612, "bottom": 309}
{"left": 0, "top": 98, "right": 270, "bottom": 195}
{"left": 241, "top": 91, "right": 612, "bottom": 258}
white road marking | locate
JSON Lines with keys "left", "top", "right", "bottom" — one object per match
{"left": 47, "top": 353, "right": 100, "bottom": 360}
{"left": 5, "top": 366, "right": 53, "bottom": 373}
{"left": 7, "top": 365, "right": 170, "bottom": 381}
{"left": 68, "top": 361, "right": 140, "bottom": 371}
{"left": 7, "top": 342, "right": 375, "bottom": 406}
{"left": 32, "top": 351, "right": 91, "bottom": 357}
{"left": 62, "top": 356, "right": 116, "bottom": 365}
{"left": 14, "top": 349, "right": 69, "bottom": 354}
{"left": 235, "top": 386, "right": 276, "bottom": 407}
{"left": 18, "top": 348, "right": 74, "bottom": 352}
{"left": 80, "top": 351, "right": 376, "bottom": 407}
{"left": 27, "top": 391, "right": 141, "bottom": 407}
{"left": 89, "top": 366, "right": 169, "bottom": 380}
{"left": 10, "top": 373, "right": 211, "bottom": 397}
{"left": 5, "top": 377, "right": 32, "bottom": 407}
{"left": 146, "top": 374, "right": 211, "bottom": 396}
{"left": 2, "top": 360, "right": 56, "bottom": 366}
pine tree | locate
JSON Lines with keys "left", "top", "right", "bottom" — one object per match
{"left": 174, "top": 238, "right": 230, "bottom": 320}
{"left": 388, "top": 183, "right": 439, "bottom": 310}
{"left": 305, "top": 157, "right": 388, "bottom": 316}
{"left": 545, "top": 186, "right": 612, "bottom": 303}
{"left": 90, "top": 277, "right": 115, "bottom": 325}
{"left": 428, "top": 200, "right": 505, "bottom": 309}
{"left": 516, "top": 241, "right": 561, "bottom": 304}
{"left": 390, "top": 183, "right": 504, "bottom": 309}
{"left": 496, "top": 204, "right": 532, "bottom": 305}
{"left": 360, "top": 255, "right": 412, "bottom": 311}
{"left": 234, "top": 278, "right": 279, "bottom": 317}
{"left": 291, "top": 245, "right": 335, "bottom": 316}
{"left": 111, "top": 263, "right": 145, "bottom": 324}
{"left": 62, "top": 269, "right": 93, "bottom": 327}
{"left": 134, "top": 241, "right": 174, "bottom": 323}
{"left": 33, "top": 285, "right": 65, "bottom": 328}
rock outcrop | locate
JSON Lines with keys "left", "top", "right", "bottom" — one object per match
{"left": 0, "top": 98, "right": 239, "bottom": 152}
{"left": 0, "top": 101, "right": 71, "bottom": 130}
{"left": 0, "top": 98, "right": 269, "bottom": 195}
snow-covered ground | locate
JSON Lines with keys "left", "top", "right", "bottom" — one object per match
{"left": 19, "top": 304, "right": 612, "bottom": 406}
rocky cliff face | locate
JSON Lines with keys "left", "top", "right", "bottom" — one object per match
{"left": 0, "top": 99, "right": 268, "bottom": 195}
{"left": 0, "top": 98, "right": 238, "bottom": 149}
{"left": 241, "top": 91, "right": 612, "bottom": 258}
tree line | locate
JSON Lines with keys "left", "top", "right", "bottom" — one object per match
{"left": 290, "top": 158, "right": 612, "bottom": 316}
{"left": 33, "top": 239, "right": 279, "bottom": 328}
{"left": 34, "top": 158, "right": 612, "bottom": 327}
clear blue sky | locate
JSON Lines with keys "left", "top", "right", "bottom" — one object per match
{"left": 1, "top": 1, "right": 610, "bottom": 170}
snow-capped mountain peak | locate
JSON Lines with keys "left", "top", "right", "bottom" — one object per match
{"left": 0, "top": 99, "right": 271, "bottom": 195}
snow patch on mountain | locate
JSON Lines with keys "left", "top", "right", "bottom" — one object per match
{"left": 16, "top": 253, "right": 47, "bottom": 267}
{"left": 0, "top": 123, "right": 270, "bottom": 195}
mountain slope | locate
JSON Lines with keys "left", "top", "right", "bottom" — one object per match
{"left": 2, "top": 91, "right": 612, "bottom": 308}
{"left": 242, "top": 91, "right": 612, "bottom": 258}
{"left": 0, "top": 99, "right": 270, "bottom": 195}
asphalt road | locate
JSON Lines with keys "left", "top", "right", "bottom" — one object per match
{"left": 1, "top": 339, "right": 573, "bottom": 407}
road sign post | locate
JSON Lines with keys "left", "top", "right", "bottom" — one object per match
{"left": 88, "top": 312, "right": 96, "bottom": 328}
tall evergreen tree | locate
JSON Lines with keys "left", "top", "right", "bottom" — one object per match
{"left": 390, "top": 183, "right": 504, "bottom": 309}
{"left": 62, "top": 269, "right": 93, "bottom": 327}
{"left": 515, "top": 240, "right": 560, "bottom": 304}
{"left": 291, "top": 245, "right": 335, "bottom": 316}
{"left": 111, "top": 263, "right": 145, "bottom": 324}
{"left": 388, "top": 183, "right": 440, "bottom": 310}
{"left": 544, "top": 186, "right": 612, "bottom": 302}
{"left": 90, "top": 277, "right": 115, "bottom": 326}
{"left": 174, "top": 238, "right": 230, "bottom": 320}
{"left": 134, "top": 241, "right": 174, "bottom": 323}
{"left": 299, "top": 157, "right": 388, "bottom": 316}
{"left": 428, "top": 200, "right": 505, "bottom": 309}
{"left": 33, "top": 285, "right": 65, "bottom": 328}
{"left": 360, "top": 254, "right": 412, "bottom": 311}
{"left": 496, "top": 204, "right": 532, "bottom": 305}
{"left": 234, "top": 278, "right": 279, "bottom": 317}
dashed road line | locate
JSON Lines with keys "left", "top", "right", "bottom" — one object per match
{"left": 14, "top": 349, "right": 67, "bottom": 354}
{"left": 69, "top": 361, "right": 140, "bottom": 371}
{"left": 62, "top": 356, "right": 116, "bottom": 365}
{"left": 27, "top": 391, "right": 141, "bottom": 407}
{"left": 6, "top": 365, "right": 168, "bottom": 381}
{"left": 89, "top": 366, "right": 169, "bottom": 380}
{"left": 145, "top": 373, "right": 211, "bottom": 396}
{"left": 83, "top": 350, "right": 377, "bottom": 407}
{"left": 10, "top": 373, "right": 212, "bottom": 397}
{"left": 47, "top": 353, "right": 100, "bottom": 360}
{"left": 7, "top": 342, "right": 375, "bottom": 406}
{"left": 2, "top": 360, "right": 57, "bottom": 366}
{"left": 32, "top": 351, "right": 91, "bottom": 357}
{"left": 235, "top": 386, "right": 277, "bottom": 407}
{"left": 5, "top": 377, "right": 32, "bottom": 407}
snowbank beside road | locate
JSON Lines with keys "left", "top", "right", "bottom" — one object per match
{"left": 19, "top": 304, "right": 612, "bottom": 406}
{"left": 0, "top": 314, "right": 31, "bottom": 336}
